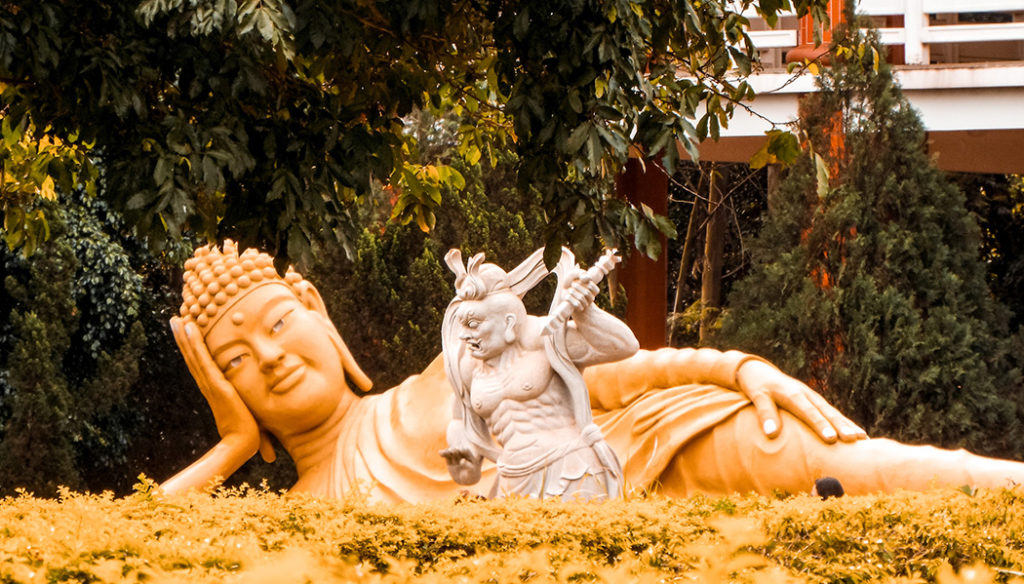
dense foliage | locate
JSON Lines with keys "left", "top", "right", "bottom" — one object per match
{"left": 716, "top": 22, "right": 1024, "bottom": 459}
{"left": 0, "top": 195, "right": 146, "bottom": 496}
{"left": 0, "top": 0, "right": 829, "bottom": 264}
{"left": 2, "top": 486, "right": 1024, "bottom": 583}
{"left": 956, "top": 173, "right": 1024, "bottom": 333}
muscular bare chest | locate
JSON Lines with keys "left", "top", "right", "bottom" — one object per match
{"left": 468, "top": 350, "right": 554, "bottom": 418}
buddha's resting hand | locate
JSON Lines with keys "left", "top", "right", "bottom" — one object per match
{"left": 736, "top": 358, "right": 867, "bottom": 444}
{"left": 161, "top": 318, "right": 269, "bottom": 494}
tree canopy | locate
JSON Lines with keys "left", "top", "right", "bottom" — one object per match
{"left": 1, "top": 0, "right": 828, "bottom": 265}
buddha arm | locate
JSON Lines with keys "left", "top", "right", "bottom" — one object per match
{"left": 583, "top": 348, "right": 867, "bottom": 443}
{"left": 160, "top": 435, "right": 259, "bottom": 494}
{"left": 583, "top": 347, "right": 761, "bottom": 411}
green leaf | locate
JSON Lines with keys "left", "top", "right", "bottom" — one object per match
{"left": 567, "top": 91, "right": 583, "bottom": 114}
{"left": 750, "top": 130, "right": 801, "bottom": 169}
{"left": 814, "top": 152, "right": 830, "bottom": 198}
{"left": 1, "top": 115, "right": 19, "bottom": 146}
{"left": 125, "top": 192, "right": 152, "bottom": 211}
{"left": 696, "top": 114, "right": 709, "bottom": 141}
{"left": 566, "top": 122, "right": 591, "bottom": 154}
{"left": 595, "top": 105, "right": 623, "bottom": 121}
{"left": 153, "top": 156, "right": 171, "bottom": 184}
{"left": 749, "top": 144, "right": 772, "bottom": 170}
{"left": 514, "top": 8, "right": 531, "bottom": 40}
{"left": 256, "top": 10, "right": 274, "bottom": 40}
{"left": 415, "top": 207, "right": 436, "bottom": 232}
{"left": 543, "top": 241, "right": 563, "bottom": 270}
{"left": 650, "top": 213, "right": 678, "bottom": 239}
{"left": 586, "top": 132, "right": 602, "bottom": 170}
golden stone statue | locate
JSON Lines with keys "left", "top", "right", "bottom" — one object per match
{"left": 162, "top": 242, "right": 1024, "bottom": 501}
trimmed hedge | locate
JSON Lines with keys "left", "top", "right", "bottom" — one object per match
{"left": 2, "top": 481, "right": 1023, "bottom": 583}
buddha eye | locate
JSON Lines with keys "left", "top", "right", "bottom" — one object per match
{"left": 219, "top": 354, "right": 246, "bottom": 373}
{"left": 269, "top": 309, "right": 293, "bottom": 334}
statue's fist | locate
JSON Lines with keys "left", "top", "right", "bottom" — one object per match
{"left": 563, "top": 270, "right": 599, "bottom": 313}
{"left": 440, "top": 446, "right": 483, "bottom": 486}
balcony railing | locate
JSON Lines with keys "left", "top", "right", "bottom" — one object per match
{"left": 744, "top": 0, "right": 1024, "bottom": 66}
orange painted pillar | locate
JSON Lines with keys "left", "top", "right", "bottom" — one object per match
{"left": 786, "top": 0, "right": 845, "bottom": 63}
{"left": 615, "top": 158, "right": 668, "bottom": 349}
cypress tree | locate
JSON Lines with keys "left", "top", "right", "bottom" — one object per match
{"left": 717, "top": 21, "right": 1023, "bottom": 458}
{"left": 0, "top": 239, "right": 81, "bottom": 495}
{"left": 0, "top": 197, "right": 148, "bottom": 496}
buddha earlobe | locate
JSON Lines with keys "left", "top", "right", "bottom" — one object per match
{"left": 258, "top": 430, "right": 277, "bottom": 463}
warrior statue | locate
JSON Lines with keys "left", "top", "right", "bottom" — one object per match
{"left": 440, "top": 248, "right": 633, "bottom": 500}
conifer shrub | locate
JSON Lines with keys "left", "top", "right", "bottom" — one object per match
{"left": 0, "top": 196, "right": 148, "bottom": 496}
{"left": 716, "top": 20, "right": 1024, "bottom": 459}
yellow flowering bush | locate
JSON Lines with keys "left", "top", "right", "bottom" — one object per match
{"left": 2, "top": 480, "right": 1023, "bottom": 583}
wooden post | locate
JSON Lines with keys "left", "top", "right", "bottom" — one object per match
{"left": 766, "top": 163, "right": 781, "bottom": 214}
{"left": 616, "top": 158, "right": 669, "bottom": 349}
{"left": 785, "top": 0, "right": 845, "bottom": 64}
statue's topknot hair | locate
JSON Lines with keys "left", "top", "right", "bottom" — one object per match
{"left": 179, "top": 239, "right": 305, "bottom": 332}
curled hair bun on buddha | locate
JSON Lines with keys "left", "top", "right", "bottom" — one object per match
{"left": 179, "top": 239, "right": 305, "bottom": 332}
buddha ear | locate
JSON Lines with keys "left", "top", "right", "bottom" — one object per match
{"left": 294, "top": 279, "right": 374, "bottom": 393}
{"left": 258, "top": 430, "right": 276, "bottom": 463}
{"left": 293, "top": 280, "right": 330, "bottom": 319}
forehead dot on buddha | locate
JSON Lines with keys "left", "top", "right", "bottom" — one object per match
{"left": 231, "top": 312, "right": 245, "bottom": 326}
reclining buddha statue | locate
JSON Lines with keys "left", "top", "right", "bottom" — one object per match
{"left": 161, "top": 241, "right": 1024, "bottom": 501}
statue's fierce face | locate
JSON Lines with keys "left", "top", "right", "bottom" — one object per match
{"left": 203, "top": 283, "right": 347, "bottom": 436}
{"left": 456, "top": 293, "right": 525, "bottom": 363}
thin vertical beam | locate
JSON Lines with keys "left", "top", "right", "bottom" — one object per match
{"left": 904, "top": 0, "right": 929, "bottom": 64}
{"left": 699, "top": 165, "right": 726, "bottom": 343}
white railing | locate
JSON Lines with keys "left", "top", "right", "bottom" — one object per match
{"left": 744, "top": 0, "right": 1024, "bottom": 65}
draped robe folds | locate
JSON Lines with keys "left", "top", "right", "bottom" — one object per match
{"left": 322, "top": 348, "right": 1024, "bottom": 503}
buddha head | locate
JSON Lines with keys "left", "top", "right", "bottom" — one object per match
{"left": 177, "top": 241, "right": 372, "bottom": 438}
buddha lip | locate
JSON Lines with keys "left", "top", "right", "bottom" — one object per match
{"left": 271, "top": 364, "right": 305, "bottom": 394}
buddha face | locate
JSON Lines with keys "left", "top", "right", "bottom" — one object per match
{"left": 203, "top": 283, "right": 347, "bottom": 436}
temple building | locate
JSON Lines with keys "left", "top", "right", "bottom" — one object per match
{"left": 619, "top": 0, "right": 1024, "bottom": 347}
